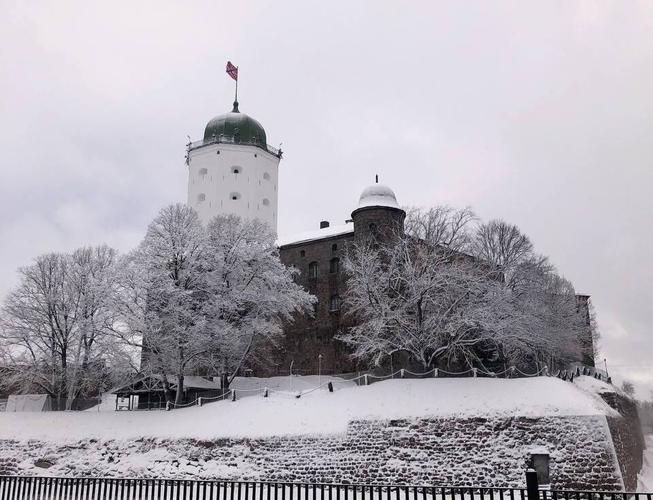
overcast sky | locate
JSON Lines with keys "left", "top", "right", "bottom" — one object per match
{"left": 1, "top": 1, "right": 652, "bottom": 396}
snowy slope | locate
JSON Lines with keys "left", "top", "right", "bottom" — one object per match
{"left": 0, "top": 377, "right": 617, "bottom": 443}
{"left": 639, "top": 435, "right": 653, "bottom": 491}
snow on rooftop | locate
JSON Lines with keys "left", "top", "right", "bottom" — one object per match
{"left": 277, "top": 223, "right": 353, "bottom": 247}
{"left": 357, "top": 183, "right": 400, "bottom": 209}
{"left": 0, "top": 377, "right": 618, "bottom": 443}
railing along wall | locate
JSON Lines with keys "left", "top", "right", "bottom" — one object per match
{"left": 0, "top": 476, "right": 650, "bottom": 500}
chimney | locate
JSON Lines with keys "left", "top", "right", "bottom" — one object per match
{"left": 320, "top": 221, "right": 330, "bottom": 229}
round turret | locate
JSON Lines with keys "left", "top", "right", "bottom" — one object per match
{"left": 352, "top": 182, "right": 405, "bottom": 243}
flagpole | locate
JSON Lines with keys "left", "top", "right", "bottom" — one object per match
{"left": 234, "top": 67, "right": 239, "bottom": 104}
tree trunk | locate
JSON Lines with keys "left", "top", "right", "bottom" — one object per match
{"left": 175, "top": 373, "right": 184, "bottom": 406}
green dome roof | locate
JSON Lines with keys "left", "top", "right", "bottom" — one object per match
{"left": 203, "top": 101, "right": 267, "bottom": 148}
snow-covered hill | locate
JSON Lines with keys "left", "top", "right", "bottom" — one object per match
{"left": 0, "top": 376, "right": 616, "bottom": 443}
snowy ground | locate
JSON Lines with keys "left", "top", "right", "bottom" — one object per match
{"left": 639, "top": 434, "right": 653, "bottom": 491}
{"left": 0, "top": 377, "right": 617, "bottom": 443}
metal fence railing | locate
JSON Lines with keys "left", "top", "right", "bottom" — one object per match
{"left": 0, "top": 474, "right": 649, "bottom": 500}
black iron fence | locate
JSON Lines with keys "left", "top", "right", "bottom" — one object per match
{"left": 0, "top": 475, "right": 650, "bottom": 500}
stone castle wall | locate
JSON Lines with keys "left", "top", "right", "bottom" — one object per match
{"left": 599, "top": 392, "right": 645, "bottom": 490}
{"left": 0, "top": 415, "right": 623, "bottom": 490}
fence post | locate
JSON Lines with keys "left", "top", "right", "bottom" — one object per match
{"left": 264, "top": 387, "right": 269, "bottom": 398}
{"left": 400, "top": 369, "right": 405, "bottom": 379}
{"left": 231, "top": 389, "right": 236, "bottom": 402}
{"left": 198, "top": 397, "right": 203, "bottom": 407}
{"left": 526, "top": 469, "right": 539, "bottom": 500}
{"left": 328, "top": 382, "right": 334, "bottom": 392}
{"left": 433, "top": 368, "right": 438, "bottom": 378}
{"left": 364, "top": 374, "right": 369, "bottom": 386}
{"left": 472, "top": 368, "right": 477, "bottom": 378}
{"left": 543, "top": 365, "right": 549, "bottom": 377}
{"left": 166, "top": 401, "right": 171, "bottom": 411}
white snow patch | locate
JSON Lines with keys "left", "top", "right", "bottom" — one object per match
{"left": 276, "top": 224, "right": 353, "bottom": 247}
{"left": 573, "top": 375, "right": 617, "bottom": 396}
{"left": 0, "top": 377, "right": 617, "bottom": 444}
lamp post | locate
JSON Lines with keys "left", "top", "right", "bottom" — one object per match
{"left": 318, "top": 354, "right": 323, "bottom": 386}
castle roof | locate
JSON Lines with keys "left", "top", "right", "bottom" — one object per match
{"left": 357, "top": 183, "right": 400, "bottom": 209}
{"left": 203, "top": 101, "right": 267, "bottom": 149}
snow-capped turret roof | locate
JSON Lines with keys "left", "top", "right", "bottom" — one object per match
{"left": 357, "top": 183, "right": 400, "bottom": 209}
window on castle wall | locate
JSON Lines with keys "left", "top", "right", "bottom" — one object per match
{"left": 300, "top": 250, "right": 305, "bottom": 257}
{"left": 197, "top": 193, "right": 206, "bottom": 203}
{"left": 331, "top": 243, "right": 337, "bottom": 253}
{"left": 308, "top": 261, "right": 318, "bottom": 279}
{"left": 230, "top": 192, "right": 241, "bottom": 201}
{"left": 329, "top": 295, "right": 341, "bottom": 312}
{"left": 329, "top": 257, "right": 339, "bottom": 274}
{"left": 231, "top": 166, "right": 242, "bottom": 175}
{"left": 262, "top": 198, "right": 270, "bottom": 207}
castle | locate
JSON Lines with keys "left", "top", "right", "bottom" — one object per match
{"left": 186, "top": 98, "right": 594, "bottom": 375}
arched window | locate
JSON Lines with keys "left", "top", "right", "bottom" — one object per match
{"left": 231, "top": 166, "right": 242, "bottom": 175}
{"left": 300, "top": 250, "right": 306, "bottom": 258}
{"left": 308, "top": 261, "right": 318, "bottom": 279}
{"left": 197, "top": 193, "right": 206, "bottom": 202}
{"left": 329, "top": 294, "right": 341, "bottom": 312}
{"left": 230, "top": 192, "right": 241, "bottom": 201}
{"left": 263, "top": 172, "right": 271, "bottom": 180}
{"left": 329, "top": 257, "right": 339, "bottom": 274}
{"left": 262, "top": 198, "right": 270, "bottom": 206}
{"left": 331, "top": 243, "right": 337, "bottom": 253}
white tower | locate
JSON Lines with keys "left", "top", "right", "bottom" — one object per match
{"left": 187, "top": 100, "right": 282, "bottom": 232}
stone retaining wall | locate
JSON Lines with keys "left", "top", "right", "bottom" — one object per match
{"left": 0, "top": 415, "right": 623, "bottom": 490}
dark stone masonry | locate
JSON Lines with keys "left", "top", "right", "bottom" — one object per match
{"left": 0, "top": 415, "right": 624, "bottom": 489}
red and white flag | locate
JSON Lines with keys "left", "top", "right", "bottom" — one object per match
{"left": 226, "top": 61, "right": 238, "bottom": 81}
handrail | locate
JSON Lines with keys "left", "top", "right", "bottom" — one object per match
{"left": 187, "top": 134, "right": 282, "bottom": 158}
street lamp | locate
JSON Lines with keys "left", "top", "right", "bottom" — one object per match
{"left": 318, "top": 354, "right": 323, "bottom": 386}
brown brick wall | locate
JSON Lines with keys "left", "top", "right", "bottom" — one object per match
{"left": 276, "top": 231, "right": 357, "bottom": 375}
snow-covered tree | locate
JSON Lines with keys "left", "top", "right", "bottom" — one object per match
{"left": 339, "top": 208, "right": 593, "bottom": 372}
{"left": 202, "top": 215, "right": 314, "bottom": 383}
{"left": 471, "top": 219, "right": 589, "bottom": 368}
{"left": 621, "top": 380, "right": 636, "bottom": 397}
{"left": 0, "top": 245, "right": 121, "bottom": 407}
{"left": 113, "top": 204, "right": 208, "bottom": 405}
{"left": 339, "top": 207, "right": 529, "bottom": 370}
{"left": 113, "top": 206, "right": 314, "bottom": 403}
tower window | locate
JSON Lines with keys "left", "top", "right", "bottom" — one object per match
{"left": 308, "top": 261, "right": 318, "bottom": 279}
{"left": 300, "top": 250, "right": 305, "bottom": 257}
{"left": 263, "top": 172, "right": 271, "bottom": 180}
{"left": 262, "top": 198, "right": 270, "bottom": 206}
{"left": 197, "top": 193, "right": 206, "bottom": 202}
{"left": 230, "top": 192, "right": 241, "bottom": 201}
{"left": 329, "top": 258, "right": 340, "bottom": 274}
{"left": 198, "top": 168, "right": 208, "bottom": 176}
{"left": 331, "top": 243, "right": 337, "bottom": 252}
{"left": 231, "top": 166, "right": 242, "bottom": 174}
{"left": 329, "top": 295, "right": 341, "bottom": 312}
